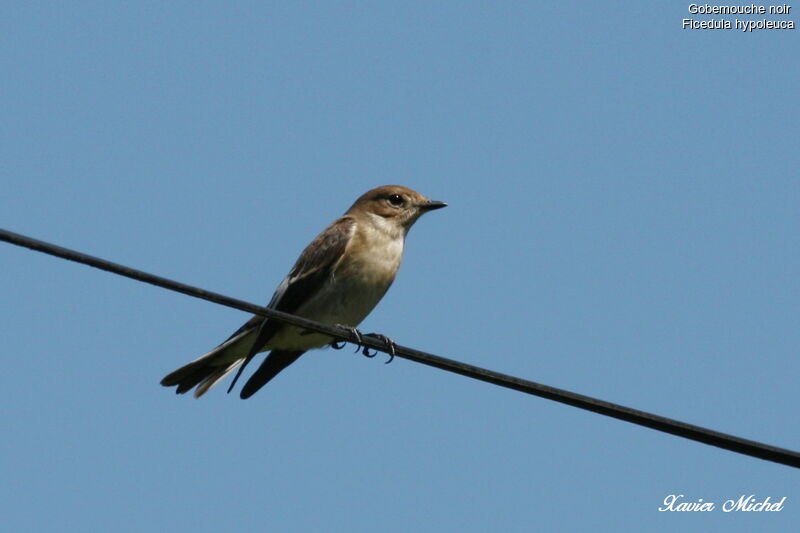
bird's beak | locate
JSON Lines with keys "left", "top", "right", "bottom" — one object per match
{"left": 419, "top": 200, "right": 447, "bottom": 211}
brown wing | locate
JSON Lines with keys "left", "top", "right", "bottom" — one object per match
{"left": 225, "top": 216, "right": 356, "bottom": 393}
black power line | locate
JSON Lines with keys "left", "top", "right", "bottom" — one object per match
{"left": 2, "top": 227, "right": 799, "bottom": 469}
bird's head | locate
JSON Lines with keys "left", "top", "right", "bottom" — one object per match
{"left": 347, "top": 185, "right": 447, "bottom": 232}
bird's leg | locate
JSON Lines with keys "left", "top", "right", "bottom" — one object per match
{"left": 329, "top": 325, "right": 364, "bottom": 351}
{"left": 362, "top": 333, "right": 397, "bottom": 364}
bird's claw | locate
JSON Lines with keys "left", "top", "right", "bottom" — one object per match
{"left": 361, "top": 346, "right": 378, "bottom": 358}
{"left": 362, "top": 333, "right": 396, "bottom": 364}
{"left": 329, "top": 327, "right": 396, "bottom": 364}
{"left": 330, "top": 325, "right": 363, "bottom": 351}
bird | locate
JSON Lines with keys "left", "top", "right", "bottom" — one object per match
{"left": 160, "top": 185, "right": 446, "bottom": 399}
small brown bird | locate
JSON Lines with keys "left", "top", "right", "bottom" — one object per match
{"left": 160, "top": 185, "right": 446, "bottom": 398}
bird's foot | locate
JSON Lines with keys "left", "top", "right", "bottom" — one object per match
{"left": 330, "top": 325, "right": 363, "bottom": 351}
{"left": 362, "top": 333, "right": 397, "bottom": 364}
{"left": 330, "top": 327, "right": 396, "bottom": 364}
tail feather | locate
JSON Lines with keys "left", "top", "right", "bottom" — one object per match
{"left": 160, "top": 329, "right": 255, "bottom": 396}
{"left": 194, "top": 360, "right": 243, "bottom": 398}
{"left": 240, "top": 350, "right": 305, "bottom": 399}
{"left": 161, "top": 325, "right": 305, "bottom": 399}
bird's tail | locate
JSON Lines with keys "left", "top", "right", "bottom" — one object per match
{"left": 160, "top": 329, "right": 254, "bottom": 398}
{"left": 240, "top": 350, "right": 305, "bottom": 399}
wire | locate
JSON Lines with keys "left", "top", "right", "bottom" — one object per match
{"left": 2, "top": 227, "right": 799, "bottom": 469}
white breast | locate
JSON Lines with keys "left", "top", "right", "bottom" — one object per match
{"left": 268, "top": 216, "right": 406, "bottom": 351}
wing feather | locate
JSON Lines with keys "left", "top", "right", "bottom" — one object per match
{"left": 225, "top": 216, "right": 356, "bottom": 392}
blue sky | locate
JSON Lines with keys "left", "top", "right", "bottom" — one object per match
{"left": 2, "top": 2, "right": 798, "bottom": 532}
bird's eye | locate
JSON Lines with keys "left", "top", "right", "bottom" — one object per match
{"left": 387, "top": 194, "right": 404, "bottom": 207}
